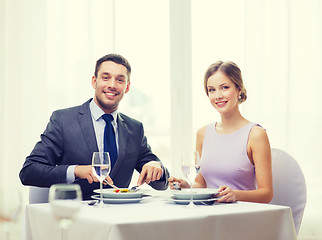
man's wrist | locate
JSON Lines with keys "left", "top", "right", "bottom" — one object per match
{"left": 66, "top": 165, "right": 77, "bottom": 183}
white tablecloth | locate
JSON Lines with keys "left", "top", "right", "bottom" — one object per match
{"left": 24, "top": 190, "right": 297, "bottom": 240}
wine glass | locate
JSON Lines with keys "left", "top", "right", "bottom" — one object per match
{"left": 0, "top": 187, "right": 22, "bottom": 240}
{"left": 181, "top": 151, "right": 200, "bottom": 208}
{"left": 49, "top": 184, "right": 82, "bottom": 240}
{"left": 92, "top": 152, "right": 111, "bottom": 207}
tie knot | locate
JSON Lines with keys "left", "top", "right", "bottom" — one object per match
{"left": 102, "top": 114, "right": 114, "bottom": 123}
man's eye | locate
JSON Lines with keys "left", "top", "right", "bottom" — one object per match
{"left": 117, "top": 79, "right": 125, "bottom": 82}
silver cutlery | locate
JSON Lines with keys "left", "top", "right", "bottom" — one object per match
{"left": 103, "top": 180, "right": 142, "bottom": 192}
{"left": 87, "top": 200, "right": 98, "bottom": 206}
{"left": 173, "top": 183, "right": 181, "bottom": 190}
{"left": 129, "top": 185, "right": 140, "bottom": 192}
{"left": 103, "top": 180, "right": 119, "bottom": 189}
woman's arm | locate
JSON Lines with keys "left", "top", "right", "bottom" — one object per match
{"left": 196, "top": 126, "right": 207, "bottom": 157}
{"left": 193, "top": 126, "right": 208, "bottom": 188}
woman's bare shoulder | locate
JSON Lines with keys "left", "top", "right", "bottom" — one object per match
{"left": 248, "top": 125, "right": 270, "bottom": 151}
{"left": 196, "top": 125, "right": 209, "bottom": 153}
{"left": 197, "top": 125, "right": 208, "bottom": 138}
{"left": 250, "top": 125, "right": 269, "bottom": 140}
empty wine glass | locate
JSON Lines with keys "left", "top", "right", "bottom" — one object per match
{"left": 0, "top": 187, "right": 22, "bottom": 240}
{"left": 181, "top": 151, "right": 200, "bottom": 208}
{"left": 92, "top": 152, "right": 111, "bottom": 207}
{"left": 49, "top": 184, "right": 82, "bottom": 240}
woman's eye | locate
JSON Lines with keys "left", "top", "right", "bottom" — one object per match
{"left": 208, "top": 88, "right": 215, "bottom": 92}
{"left": 223, "top": 86, "right": 229, "bottom": 90}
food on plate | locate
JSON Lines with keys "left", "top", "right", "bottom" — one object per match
{"left": 113, "top": 188, "right": 131, "bottom": 193}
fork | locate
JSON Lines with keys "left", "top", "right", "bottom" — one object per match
{"left": 129, "top": 185, "right": 140, "bottom": 192}
{"left": 173, "top": 183, "right": 181, "bottom": 190}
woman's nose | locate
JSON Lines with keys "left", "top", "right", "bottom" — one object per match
{"left": 215, "top": 90, "right": 223, "bottom": 99}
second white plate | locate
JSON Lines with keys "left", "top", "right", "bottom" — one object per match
{"left": 169, "top": 196, "right": 218, "bottom": 205}
{"left": 171, "top": 188, "right": 219, "bottom": 200}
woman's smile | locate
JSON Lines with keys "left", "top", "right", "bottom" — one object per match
{"left": 215, "top": 101, "right": 228, "bottom": 107}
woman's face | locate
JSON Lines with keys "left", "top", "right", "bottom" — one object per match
{"left": 206, "top": 71, "right": 240, "bottom": 115}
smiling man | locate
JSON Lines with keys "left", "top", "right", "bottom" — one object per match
{"left": 92, "top": 60, "right": 130, "bottom": 113}
{"left": 19, "top": 54, "right": 169, "bottom": 200}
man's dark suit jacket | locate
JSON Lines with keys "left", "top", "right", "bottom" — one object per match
{"left": 19, "top": 99, "right": 169, "bottom": 200}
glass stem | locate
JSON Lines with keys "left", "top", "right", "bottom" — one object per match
{"left": 4, "top": 222, "right": 10, "bottom": 240}
{"left": 100, "top": 181, "right": 103, "bottom": 206}
{"left": 189, "top": 182, "right": 193, "bottom": 205}
{"left": 60, "top": 224, "right": 66, "bottom": 240}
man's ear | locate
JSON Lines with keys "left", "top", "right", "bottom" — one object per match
{"left": 91, "top": 76, "right": 97, "bottom": 89}
{"left": 125, "top": 81, "right": 131, "bottom": 93}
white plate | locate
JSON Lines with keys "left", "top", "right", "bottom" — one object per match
{"left": 171, "top": 188, "right": 219, "bottom": 200}
{"left": 94, "top": 189, "right": 143, "bottom": 199}
{"left": 91, "top": 195, "right": 150, "bottom": 204}
{"left": 169, "top": 196, "right": 218, "bottom": 205}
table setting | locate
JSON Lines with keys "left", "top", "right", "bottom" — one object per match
{"left": 86, "top": 150, "right": 219, "bottom": 208}
{"left": 84, "top": 185, "right": 219, "bottom": 207}
{"left": 22, "top": 150, "right": 298, "bottom": 240}
{"left": 24, "top": 186, "right": 297, "bottom": 240}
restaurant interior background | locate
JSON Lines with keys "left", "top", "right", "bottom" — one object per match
{"left": 1, "top": 0, "right": 321, "bottom": 239}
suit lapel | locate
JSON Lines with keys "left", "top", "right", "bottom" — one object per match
{"left": 77, "top": 100, "right": 99, "bottom": 159}
{"left": 110, "top": 113, "right": 128, "bottom": 177}
{"left": 77, "top": 103, "right": 129, "bottom": 176}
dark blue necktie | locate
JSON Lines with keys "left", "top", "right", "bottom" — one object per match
{"left": 102, "top": 114, "right": 117, "bottom": 170}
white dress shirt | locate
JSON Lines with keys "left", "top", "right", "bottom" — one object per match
{"left": 66, "top": 99, "right": 119, "bottom": 183}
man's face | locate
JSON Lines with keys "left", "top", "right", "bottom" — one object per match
{"left": 92, "top": 61, "right": 130, "bottom": 113}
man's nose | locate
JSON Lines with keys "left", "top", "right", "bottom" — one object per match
{"left": 107, "top": 78, "right": 117, "bottom": 88}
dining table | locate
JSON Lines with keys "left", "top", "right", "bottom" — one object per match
{"left": 23, "top": 188, "right": 297, "bottom": 240}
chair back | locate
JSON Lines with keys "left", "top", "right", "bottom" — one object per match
{"left": 270, "top": 148, "right": 307, "bottom": 234}
{"left": 29, "top": 186, "right": 49, "bottom": 204}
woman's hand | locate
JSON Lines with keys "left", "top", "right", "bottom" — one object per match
{"left": 216, "top": 186, "right": 237, "bottom": 203}
{"left": 168, "top": 176, "right": 190, "bottom": 189}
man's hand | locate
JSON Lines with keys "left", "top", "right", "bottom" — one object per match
{"left": 75, "top": 165, "right": 97, "bottom": 183}
{"left": 137, "top": 161, "right": 163, "bottom": 186}
{"left": 74, "top": 165, "right": 114, "bottom": 185}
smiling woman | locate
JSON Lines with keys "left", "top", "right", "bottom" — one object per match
{"left": 169, "top": 61, "right": 273, "bottom": 204}
{"left": 205, "top": 61, "right": 247, "bottom": 116}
